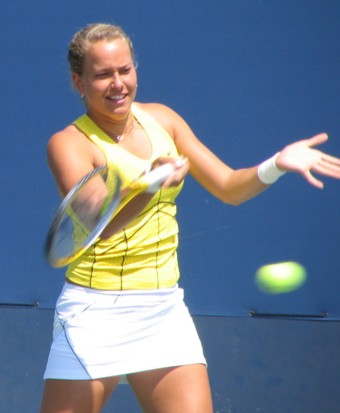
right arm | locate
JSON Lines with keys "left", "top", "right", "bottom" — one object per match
{"left": 47, "top": 125, "right": 102, "bottom": 196}
{"left": 47, "top": 126, "right": 185, "bottom": 239}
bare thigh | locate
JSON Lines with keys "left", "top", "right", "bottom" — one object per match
{"left": 39, "top": 376, "right": 120, "bottom": 413}
{"left": 127, "top": 364, "right": 213, "bottom": 413}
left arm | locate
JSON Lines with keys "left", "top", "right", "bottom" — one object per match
{"left": 142, "top": 103, "right": 340, "bottom": 205}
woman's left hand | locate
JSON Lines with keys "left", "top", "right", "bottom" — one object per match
{"left": 276, "top": 133, "right": 340, "bottom": 189}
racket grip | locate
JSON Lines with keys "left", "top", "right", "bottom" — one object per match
{"left": 144, "top": 163, "right": 176, "bottom": 193}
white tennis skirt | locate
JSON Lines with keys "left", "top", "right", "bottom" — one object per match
{"left": 43, "top": 282, "right": 206, "bottom": 382}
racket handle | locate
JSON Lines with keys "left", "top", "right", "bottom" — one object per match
{"left": 144, "top": 163, "right": 176, "bottom": 193}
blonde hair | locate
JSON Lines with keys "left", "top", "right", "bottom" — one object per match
{"left": 68, "top": 23, "right": 135, "bottom": 75}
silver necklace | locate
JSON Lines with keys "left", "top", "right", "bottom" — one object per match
{"left": 114, "top": 119, "right": 137, "bottom": 142}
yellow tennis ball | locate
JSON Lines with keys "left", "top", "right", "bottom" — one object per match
{"left": 255, "top": 261, "right": 307, "bottom": 294}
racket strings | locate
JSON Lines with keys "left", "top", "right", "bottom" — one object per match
{"left": 46, "top": 166, "right": 122, "bottom": 267}
{"left": 46, "top": 162, "right": 175, "bottom": 267}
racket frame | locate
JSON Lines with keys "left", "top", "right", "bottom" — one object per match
{"left": 45, "top": 166, "right": 121, "bottom": 267}
{"left": 45, "top": 162, "right": 179, "bottom": 268}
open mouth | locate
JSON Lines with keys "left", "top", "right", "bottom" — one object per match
{"left": 106, "top": 94, "right": 126, "bottom": 103}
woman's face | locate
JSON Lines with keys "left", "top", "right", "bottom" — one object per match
{"left": 73, "top": 38, "right": 137, "bottom": 121}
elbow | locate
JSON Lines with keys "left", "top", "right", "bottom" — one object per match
{"left": 229, "top": 199, "right": 244, "bottom": 207}
{"left": 219, "top": 194, "right": 247, "bottom": 207}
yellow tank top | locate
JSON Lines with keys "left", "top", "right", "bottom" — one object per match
{"left": 66, "top": 104, "right": 183, "bottom": 290}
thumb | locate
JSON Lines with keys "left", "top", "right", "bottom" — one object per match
{"left": 306, "top": 133, "right": 328, "bottom": 148}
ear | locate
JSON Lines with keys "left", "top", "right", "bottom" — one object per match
{"left": 72, "top": 73, "right": 84, "bottom": 95}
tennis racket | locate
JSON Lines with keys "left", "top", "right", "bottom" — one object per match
{"left": 45, "top": 162, "right": 177, "bottom": 268}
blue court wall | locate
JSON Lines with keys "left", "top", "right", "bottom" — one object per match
{"left": 1, "top": 0, "right": 339, "bottom": 318}
{"left": 1, "top": 1, "right": 340, "bottom": 412}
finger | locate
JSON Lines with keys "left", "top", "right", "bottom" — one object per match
{"left": 175, "top": 156, "right": 189, "bottom": 171}
{"left": 306, "top": 133, "right": 328, "bottom": 148}
{"left": 303, "top": 170, "right": 324, "bottom": 189}
{"left": 163, "top": 159, "right": 189, "bottom": 187}
{"left": 320, "top": 153, "right": 340, "bottom": 167}
{"left": 151, "top": 157, "right": 173, "bottom": 168}
{"left": 312, "top": 160, "right": 340, "bottom": 179}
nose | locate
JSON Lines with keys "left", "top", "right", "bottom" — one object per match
{"left": 110, "top": 73, "right": 123, "bottom": 89}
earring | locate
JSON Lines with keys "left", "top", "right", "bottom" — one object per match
{"left": 81, "top": 94, "right": 87, "bottom": 107}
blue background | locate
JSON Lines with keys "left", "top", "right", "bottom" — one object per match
{"left": 1, "top": 1, "right": 339, "bottom": 412}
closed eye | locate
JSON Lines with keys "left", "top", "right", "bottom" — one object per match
{"left": 119, "top": 66, "right": 132, "bottom": 75}
{"left": 94, "top": 71, "right": 111, "bottom": 79}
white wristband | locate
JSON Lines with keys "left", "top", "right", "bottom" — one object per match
{"left": 257, "top": 153, "right": 286, "bottom": 185}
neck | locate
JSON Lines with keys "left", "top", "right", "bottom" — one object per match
{"left": 87, "top": 111, "right": 135, "bottom": 142}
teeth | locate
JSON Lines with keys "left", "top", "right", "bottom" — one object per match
{"left": 109, "top": 95, "right": 124, "bottom": 100}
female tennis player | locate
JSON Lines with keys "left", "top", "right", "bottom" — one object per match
{"left": 40, "top": 23, "right": 340, "bottom": 413}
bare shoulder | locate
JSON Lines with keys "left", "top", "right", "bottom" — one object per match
{"left": 134, "top": 101, "right": 177, "bottom": 118}
{"left": 47, "top": 124, "right": 105, "bottom": 192}
{"left": 47, "top": 125, "right": 74, "bottom": 155}
{"left": 47, "top": 125, "right": 83, "bottom": 165}
{"left": 47, "top": 124, "right": 101, "bottom": 161}
{"left": 48, "top": 124, "right": 84, "bottom": 149}
{"left": 134, "top": 102, "right": 183, "bottom": 137}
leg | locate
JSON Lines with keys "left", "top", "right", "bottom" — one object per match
{"left": 39, "top": 376, "right": 120, "bottom": 413}
{"left": 127, "top": 364, "right": 213, "bottom": 413}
